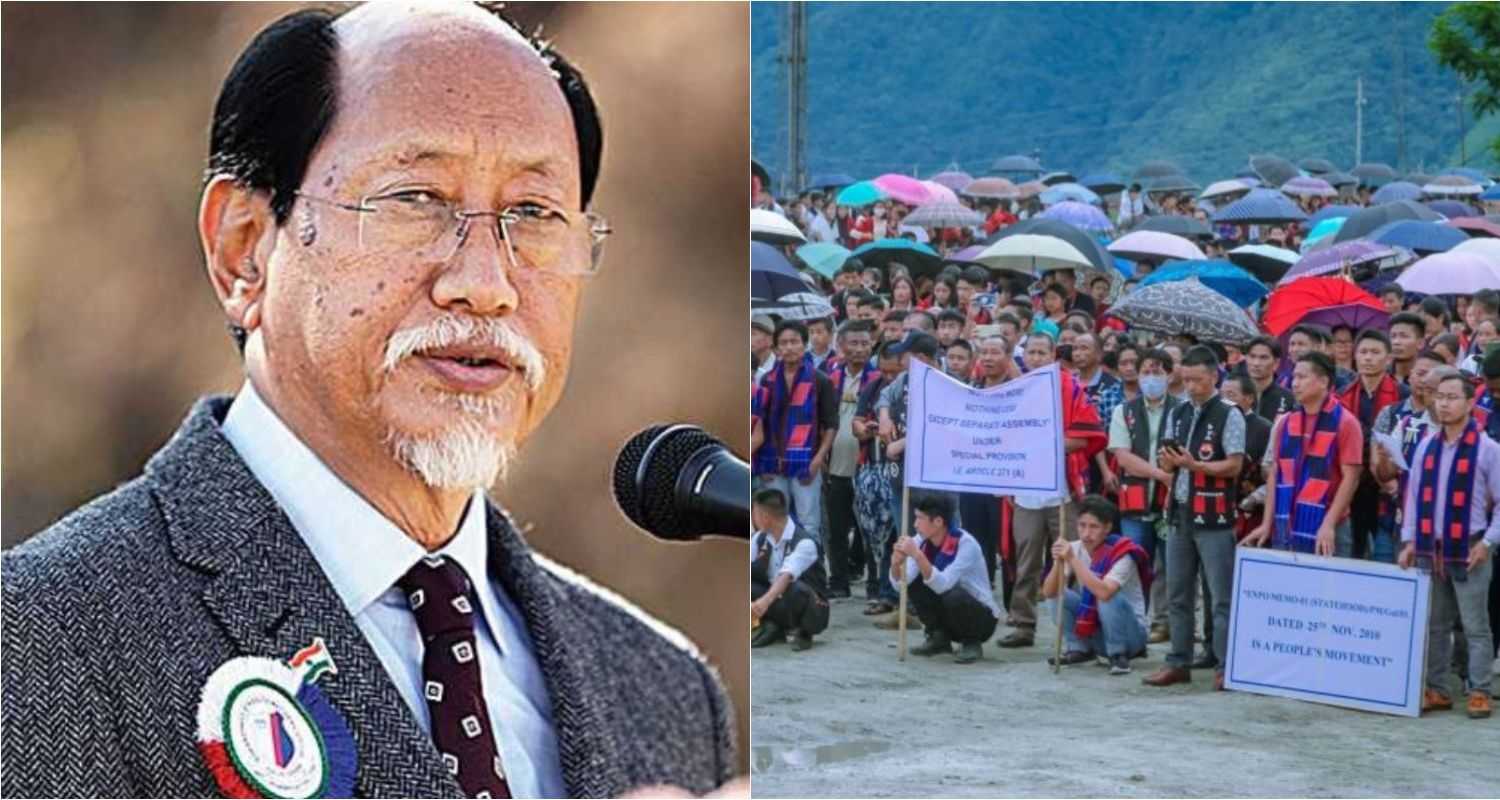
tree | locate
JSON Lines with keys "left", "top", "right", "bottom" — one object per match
{"left": 1429, "top": 3, "right": 1500, "bottom": 162}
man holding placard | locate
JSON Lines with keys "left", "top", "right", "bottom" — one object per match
{"left": 1397, "top": 367, "right": 1498, "bottom": 719}
{"left": 889, "top": 493, "right": 1001, "bottom": 664}
{"left": 1041, "top": 496, "right": 1152, "bottom": 675}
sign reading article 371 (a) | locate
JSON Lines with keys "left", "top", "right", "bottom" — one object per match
{"left": 1224, "top": 548, "right": 1430, "bottom": 717}
{"left": 903, "top": 360, "right": 1065, "bottom": 494}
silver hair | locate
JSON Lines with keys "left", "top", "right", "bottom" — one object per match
{"left": 382, "top": 315, "right": 546, "bottom": 393}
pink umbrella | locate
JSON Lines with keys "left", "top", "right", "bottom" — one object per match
{"left": 1107, "top": 230, "right": 1205, "bottom": 263}
{"left": 872, "top": 173, "right": 934, "bottom": 205}
{"left": 961, "top": 176, "right": 1020, "bottom": 200}
{"left": 918, "top": 180, "right": 960, "bottom": 206}
{"left": 1396, "top": 251, "right": 1500, "bottom": 295}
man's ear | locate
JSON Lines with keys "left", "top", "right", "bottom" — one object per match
{"left": 199, "top": 176, "right": 276, "bottom": 335}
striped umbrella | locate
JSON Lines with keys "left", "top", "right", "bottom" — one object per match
{"left": 1040, "top": 201, "right": 1113, "bottom": 232}
{"left": 902, "top": 201, "right": 984, "bottom": 229}
{"left": 1365, "top": 220, "right": 1468, "bottom": 254}
{"left": 1281, "top": 176, "right": 1338, "bottom": 198}
{"left": 1211, "top": 188, "right": 1306, "bottom": 225}
{"left": 1423, "top": 174, "right": 1484, "bottom": 197}
{"left": 1280, "top": 241, "right": 1411, "bottom": 285}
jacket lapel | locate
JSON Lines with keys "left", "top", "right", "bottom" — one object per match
{"left": 149, "top": 397, "right": 463, "bottom": 799}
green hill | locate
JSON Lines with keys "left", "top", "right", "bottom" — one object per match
{"left": 752, "top": 1, "right": 1499, "bottom": 191}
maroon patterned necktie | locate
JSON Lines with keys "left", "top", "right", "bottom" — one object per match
{"left": 399, "top": 555, "right": 511, "bottom": 798}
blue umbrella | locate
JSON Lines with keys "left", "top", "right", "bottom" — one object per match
{"left": 1441, "top": 167, "right": 1493, "bottom": 187}
{"left": 1302, "top": 217, "right": 1346, "bottom": 249}
{"left": 1302, "top": 204, "right": 1361, "bottom": 230}
{"left": 1425, "top": 199, "right": 1479, "bottom": 219}
{"left": 1371, "top": 181, "right": 1422, "bottom": 204}
{"left": 1140, "top": 259, "right": 1268, "bottom": 308}
{"left": 1365, "top": 220, "right": 1469, "bottom": 255}
{"left": 992, "top": 154, "right": 1043, "bottom": 176}
{"left": 1211, "top": 188, "right": 1306, "bottom": 225}
{"left": 835, "top": 181, "right": 886, "bottom": 207}
{"left": 751, "top": 241, "right": 813, "bottom": 300}
{"left": 1040, "top": 200, "right": 1113, "bottom": 232}
{"left": 1040, "top": 182, "right": 1101, "bottom": 206}
{"left": 808, "top": 173, "right": 856, "bottom": 191}
{"left": 1483, "top": 184, "right": 1500, "bottom": 202}
{"left": 1080, "top": 173, "right": 1126, "bottom": 195}
{"left": 795, "top": 242, "right": 851, "bottom": 279}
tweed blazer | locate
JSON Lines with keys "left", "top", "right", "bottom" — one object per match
{"left": 2, "top": 397, "right": 736, "bottom": 798}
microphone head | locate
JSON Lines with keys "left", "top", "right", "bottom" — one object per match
{"left": 612, "top": 424, "right": 721, "bottom": 540}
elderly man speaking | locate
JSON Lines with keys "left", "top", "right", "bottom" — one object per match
{"left": 1, "top": 3, "right": 735, "bottom": 798}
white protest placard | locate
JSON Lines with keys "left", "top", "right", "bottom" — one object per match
{"left": 902, "top": 360, "right": 1065, "bottom": 494}
{"left": 1224, "top": 547, "right": 1430, "bottom": 717}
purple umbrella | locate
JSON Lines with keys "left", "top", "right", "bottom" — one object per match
{"left": 1396, "top": 251, "right": 1500, "bottom": 295}
{"left": 1281, "top": 176, "right": 1337, "bottom": 198}
{"left": 1291, "top": 304, "right": 1391, "bottom": 339}
{"left": 1425, "top": 199, "right": 1479, "bottom": 219}
{"left": 927, "top": 170, "right": 974, "bottom": 192}
{"left": 1040, "top": 200, "right": 1113, "bottom": 232}
{"left": 1107, "top": 230, "right": 1206, "bottom": 263}
{"left": 1279, "top": 241, "right": 1413, "bottom": 285}
{"left": 1371, "top": 181, "right": 1422, "bottom": 204}
{"left": 950, "top": 244, "right": 987, "bottom": 263}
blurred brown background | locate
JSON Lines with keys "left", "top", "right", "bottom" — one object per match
{"left": 1, "top": 1, "right": 748, "bottom": 774}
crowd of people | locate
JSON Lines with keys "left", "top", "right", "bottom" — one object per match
{"left": 750, "top": 169, "right": 1500, "bottom": 720}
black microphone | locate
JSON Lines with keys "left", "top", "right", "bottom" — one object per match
{"left": 613, "top": 424, "right": 749, "bottom": 542}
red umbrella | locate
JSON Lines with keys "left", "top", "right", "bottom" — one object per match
{"left": 1262, "top": 276, "right": 1384, "bottom": 338}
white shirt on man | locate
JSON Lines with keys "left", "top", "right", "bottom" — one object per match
{"left": 890, "top": 530, "right": 1000, "bottom": 617}
{"left": 750, "top": 517, "right": 819, "bottom": 580}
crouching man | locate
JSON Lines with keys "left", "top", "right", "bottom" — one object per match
{"left": 890, "top": 493, "right": 1001, "bottom": 663}
{"left": 1042, "top": 495, "right": 1152, "bottom": 675}
{"left": 751, "top": 488, "right": 831, "bottom": 651}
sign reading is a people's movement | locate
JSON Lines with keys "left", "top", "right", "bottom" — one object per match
{"left": 1225, "top": 548, "right": 1431, "bottom": 717}
{"left": 903, "top": 360, "right": 1065, "bottom": 494}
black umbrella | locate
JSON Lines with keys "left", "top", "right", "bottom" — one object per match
{"left": 1351, "top": 162, "right": 1397, "bottom": 188}
{"left": 1135, "top": 160, "right": 1183, "bottom": 180}
{"left": 1299, "top": 157, "right": 1338, "bottom": 175}
{"left": 1134, "top": 215, "right": 1215, "bottom": 240}
{"left": 1080, "top": 173, "right": 1126, "bottom": 195}
{"left": 806, "top": 173, "right": 855, "bottom": 191}
{"left": 1250, "top": 154, "right": 1300, "bottom": 189}
{"left": 1144, "top": 174, "right": 1201, "bottom": 194}
{"left": 751, "top": 242, "right": 814, "bottom": 300}
{"left": 1040, "top": 170, "right": 1077, "bottom": 186}
{"left": 752, "top": 159, "right": 772, "bottom": 191}
{"left": 992, "top": 154, "right": 1043, "bottom": 174}
{"left": 1405, "top": 173, "right": 1435, "bottom": 188}
{"left": 1332, "top": 199, "right": 1445, "bottom": 243}
{"left": 985, "top": 217, "right": 1114, "bottom": 274}
{"left": 1323, "top": 171, "right": 1359, "bottom": 188}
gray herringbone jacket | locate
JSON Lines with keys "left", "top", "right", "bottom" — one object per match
{"left": 2, "top": 397, "right": 735, "bottom": 798}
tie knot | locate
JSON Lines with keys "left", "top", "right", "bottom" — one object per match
{"left": 397, "top": 555, "right": 478, "bottom": 641}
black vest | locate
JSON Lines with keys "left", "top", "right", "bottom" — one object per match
{"left": 751, "top": 525, "right": 828, "bottom": 599}
{"left": 1168, "top": 396, "right": 1239, "bottom": 529}
{"left": 1118, "top": 395, "right": 1181, "bottom": 517}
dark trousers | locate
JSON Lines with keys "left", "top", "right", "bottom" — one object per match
{"left": 907, "top": 578, "right": 999, "bottom": 645}
{"left": 824, "top": 475, "right": 857, "bottom": 592}
{"left": 958, "top": 492, "right": 1000, "bottom": 586}
{"left": 1348, "top": 478, "right": 1382, "bottom": 560}
{"left": 752, "top": 577, "right": 830, "bottom": 635}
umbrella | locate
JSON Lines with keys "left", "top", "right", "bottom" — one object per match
{"left": 752, "top": 292, "right": 835, "bottom": 321}
{"left": 835, "top": 181, "right": 886, "bottom": 207}
{"left": 902, "top": 201, "right": 984, "bottom": 229}
{"left": 1333, "top": 200, "right": 1444, "bottom": 242}
{"left": 1040, "top": 182, "right": 1101, "bottom": 206}
{"left": 1301, "top": 218, "right": 1346, "bottom": 250}
{"left": 992, "top": 154, "right": 1043, "bottom": 176}
{"left": 1016, "top": 180, "right": 1047, "bottom": 199}
{"left": 1140, "top": 259, "right": 1268, "bottom": 308}
{"left": 1423, "top": 175, "right": 1484, "bottom": 197}
{"left": 896, "top": 224, "right": 931, "bottom": 243}
{"left": 807, "top": 173, "right": 856, "bottom": 191}
{"left": 1303, "top": 204, "right": 1363, "bottom": 229}
{"left": 873, "top": 173, "right": 934, "bottom": 205}
{"left": 1405, "top": 173, "right": 1435, "bottom": 188}
{"left": 850, "top": 237, "right": 944, "bottom": 277}
{"left": 1441, "top": 167, "right": 1493, "bottom": 187}
{"left": 1280, "top": 240, "right": 1411, "bottom": 285}
{"left": 926, "top": 170, "right": 974, "bottom": 192}
{"left": 1365, "top": 220, "right": 1468, "bottom": 254}
{"left": 1300, "top": 158, "right": 1338, "bottom": 174}
{"left": 794, "top": 242, "right": 851, "bottom": 279}
{"left": 1134, "top": 160, "right": 1183, "bottom": 180}
{"left": 751, "top": 159, "right": 772, "bottom": 191}
{"left": 948, "top": 244, "right": 987, "bottom": 264}
{"left": 1351, "top": 162, "right": 1398, "bottom": 187}
{"left": 1107, "top": 278, "right": 1261, "bottom": 344}
{"left": 1281, "top": 176, "right": 1337, "bottom": 198}
{"left": 1425, "top": 199, "right": 1479, "bottom": 219}
{"left": 1263, "top": 277, "right": 1386, "bottom": 337}
{"left": 1323, "top": 171, "right": 1360, "bottom": 188}
{"left": 1107, "top": 230, "right": 1206, "bottom": 263}
{"left": 1040, "top": 171, "right": 1078, "bottom": 186}
{"left": 1080, "top": 173, "right": 1126, "bottom": 195}
{"left": 917, "top": 181, "right": 961, "bottom": 206}
{"left": 1212, "top": 188, "right": 1306, "bottom": 225}
{"left": 986, "top": 217, "right": 1116, "bottom": 273}
{"left": 1453, "top": 237, "right": 1500, "bottom": 263}
{"left": 1134, "top": 215, "right": 1215, "bottom": 240}
{"left": 1144, "top": 174, "right": 1201, "bottom": 194}
{"left": 751, "top": 241, "right": 815, "bottom": 300}
{"left": 1396, "top": 251, "right": 1500, "bottom": 295}
{"left": 1200, "top": 179, "right": 1253, "bottom": 201}
{"left": 1483, "top": 184, "right": 1500, "bottom": 202}
{"left": 750, "top": 209, "right": 806, "bottom": 245}
{"left": 1040, "top": 200, "right": 1113, "bottom": 232}
{"left": 1448, "top": 216, "right": 1500, "bottom": 238}
{"left": 961, "top": 176, "right": 1020, "bottom": 200}
{"left": 975, "top": 234, "right": 1092, "bottom": 276}
{"left": 1371, "top": 181, "right": 1423, "bottom": 204}
{"left": 1227, "top": 243, "right": 1300, "bottom": 283}
{"left": 1251, "top": 155, "right": 1301, "bottom": 188}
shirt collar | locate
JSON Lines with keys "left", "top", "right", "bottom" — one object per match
{"left": 220, "top": 380, "right": 489, "bottom": 619}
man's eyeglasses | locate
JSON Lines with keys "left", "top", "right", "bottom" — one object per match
{"left": 294, "top": 190, "right": 612, "bottom": 277}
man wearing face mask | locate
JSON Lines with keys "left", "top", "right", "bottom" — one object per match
{"left": 1107, "top": 347, "right": 1180, "bottom": 645}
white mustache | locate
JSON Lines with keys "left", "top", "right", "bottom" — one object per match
{"left": 383, "top": 316, "right": 547, "bottom": 393}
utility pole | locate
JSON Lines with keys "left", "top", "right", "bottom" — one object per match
{"left": 1355, "top": 75, "right": 1365, "bottom": 165}
{"left": 782, "top": 1, "right": 807, "bottom": 197}
{"left": 1458, "top": 81, "right": 1467, "bottom": 164}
